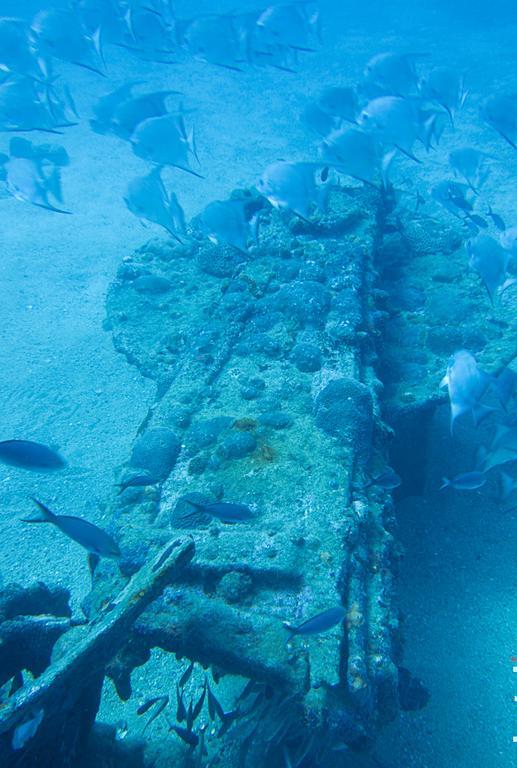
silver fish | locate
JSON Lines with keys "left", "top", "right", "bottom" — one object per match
{"left": 359, "top": 96, "right": 433, "bottom": 160}
{"left": 0, "top": 18, "right": 48, "bottom": 81}
{"left": 499, "top": 471, "right": 517, "bottom": 500}
{"left": 449, "top": 147, "right": 489, "bottom": 192}
{"left": 301, "top": 101, "right": 340, "bottom": 139}
{"left": 244, "top": 13, "right": 300, "bottom": 72}
{"left": 319, "top": 126, "right": 380, "bottom": 185}
{"left": 440, "top": 471, "right": 486, "bottom": 491}
{"left": 467, "top": 234, "right": 515, "bottom": 303}
{"left": 500, "top": 226, "right": 517, "bottom": 258}
{"left": 125, "top": 167, "right": 186, "bottom": 241}
{"left": 23, "top": 498, "right": 121, "bottom": 558}
{"left": 318, "top": 86, "right": 358, "bottom": 122}
{"left": 31, "top": 8, "right": 106, "bottom": 76}
{"left": 130, "top": 112, "right": 199, "bottom": 175}
{"left": 479, "top": 94, "right": 517, "bottom": 150}
{"left": 122, "top": 4, "right": 176, "bottom": 63}
{"left": 257, "top": 161, "right": 325, "bottom": 220}
{"left": 1, "top": 137, "right": 71, "bottom": 213}
{"left": 181, "top": 14, "right": 245, "bottom": 70}
{"left": 440, "top": 349, "right": 494, "bottom": 433}
{"left": 284, "top": 606, "right": 346, "bottom": 638}
{"left": 363, "top": 52, "right": 420, "bottom": 97}
{"left": 112, "top": 90, "right": 180, "bottom": 140}
{"left": 73, "top": 0, "right": 130, "bottom": 44}
{"left": 256, "top": 2, "right": 320, "bottom": 52}
{"left": 90, "top": 81, "right": 142, "bottom": 134}
{"left": 200, "top": 198, "right": 261, "bottom": 252}
{"left": 419, "top": 66, "right": 467, "bottom": 122}
{"left": 479, "top": 424, "right": 517, "bottom": 472}
{"left": 0, "top": 76, "right": 60, "bottom": 133}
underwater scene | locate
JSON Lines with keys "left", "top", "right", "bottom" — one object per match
{"left": 0, "top": 0, "right": 516, "bottom": 766}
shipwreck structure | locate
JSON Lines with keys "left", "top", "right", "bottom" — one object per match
{"left": 1, "top": 183, "right": 514, "bottom": 766}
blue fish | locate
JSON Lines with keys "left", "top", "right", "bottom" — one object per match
{"left": 284, "top": 606, "right": 346, "bottom": 638}
{"left": 440, "top": 471, "right": 486, "bottom": 491}
{"left": 0, "top": 439, "right": 66, "bottom": 471}
{"left": 22, "top": 498, "right": 120, "bottom": 558}
{"left": 185, "top": 499, "right": 254, "bottom": 524}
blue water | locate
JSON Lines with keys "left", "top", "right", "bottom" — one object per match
{"left": 0, "top": 1, "right": 516, "bottom": 767}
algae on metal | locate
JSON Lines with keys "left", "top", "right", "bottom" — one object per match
{"left": 91, "top": 184, "right": 402, "bottom": 764}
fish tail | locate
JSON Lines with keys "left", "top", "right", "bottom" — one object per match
{"left": 282, "top": 621, "right": 296, "bottom": 640}
{"left": 22, "top": 498, "right": 56, "bottom": 523}
{"left": 439, "top": 477, "right": 450, "bottom": 490}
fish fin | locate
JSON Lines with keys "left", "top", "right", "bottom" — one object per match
{"left": 499, "top": 471, "right": 515, "bottom": 501}
{"left": 90, "top": 27, "right": 106, "bottom": 72}
{"left": 381, "top": 149, "right": 397, "bottom": 186}
{"left": 282, "top": 621, "right": 296, "bottom": 640}
{"left": 22, "top": 498, "right": 56, "bottom": 523}
{"left": 498, "top": 131, "right": 517, "bottom": 150}
{"left": 395, "top": 145, "right": 422, "bottom": 164}
{"left": 33, "top": 200, "right": 72, "bottom": 215}
{"left": 187, "top": 125, "right": 198, "bottom": 163}
{"left": 475, "top": 445, "right": 488, "bottom": 470}
{"left": 439, "top": 477, "right": 450, "bottom": 490}
{"left": 471, "top": 402, "right": 497, "bottom": 428}
{"left": 499, "top": 277, "right": 517, "bottom": 295}
{"left": 439, "top": 374, "right": 448, "bottom": 388}
{"left": 88, "top": 552, "right": 100, "bottom": 578}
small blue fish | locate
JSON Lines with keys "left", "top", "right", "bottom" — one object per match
{"left": 486, "top": 206, "right": 506, "bottom": 232}
{"left": 0, "top": 439, "right": 66, "bottom": 471}
{"left": 22, "top": 498, "right": 121, "bottom": 558}
{"left": 284, "top": 606, "right": 346, "bottom": 638}
{"left": 432, "top": 180, "right": 473, "bottom": 217}
{"left": 364, "top": 468, "right": 401, "bottom": 490}
{"left": 185, "top": 499, "right": 254, "bottom": 524}
{"left": 440, "top": 471, "right": 486, "bottom": 491}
